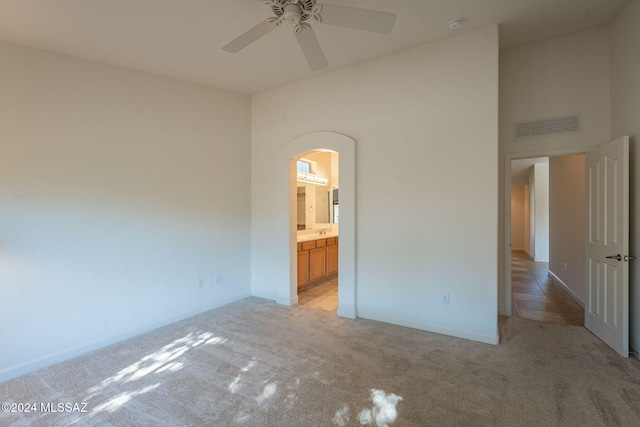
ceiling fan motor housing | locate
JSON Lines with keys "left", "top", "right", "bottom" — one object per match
{"left": 272, "top": 0, "right": 316, "bottom": 23}
{"left": 283, "top": 4, "right": 303, "bottom": 24}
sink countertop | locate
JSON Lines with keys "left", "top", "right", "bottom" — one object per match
{"left": 297, "top": 233, "right": 339, "bottom": 243}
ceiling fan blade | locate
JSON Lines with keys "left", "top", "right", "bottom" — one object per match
{"left": 222, "top": 19, "right": 278, "bottom": 53}
{"left": 318, "top": 4, "right": 396, "bottom": 34}
{"left": 295, "top": 25, "right": 328, "bottom": 71}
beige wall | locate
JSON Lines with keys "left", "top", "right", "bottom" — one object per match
{"left": 610, "top": 0, "right": 640, "bottom": 354}
{"left": 252, "top": 26, "right": 500, "bottom": 344}
{"left": 0, "top": 41, "right": 252, "bottom": 381}
{"left": 549, "top": 155, "right": 586, "bottom": 304}
{"left": 304, "top": 151, "right": 333, "bottom": 187}
{"left": 499, "top": 27, "right": 611, "bottom": 156}
{"left": 511, "top": 186, "right": 526, "bottom": 251}
{"left": 532, "top": 163, "right": 550, "bottom": 262}
{"left": 524, "top": 184, "right": 531, "bottom": 257}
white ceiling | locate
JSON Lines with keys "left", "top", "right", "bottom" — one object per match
{"left": 0, "top": 0, "right": 632, "bottom": 94}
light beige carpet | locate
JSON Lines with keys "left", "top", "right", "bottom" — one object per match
{"left": 1, "top": 297, "right": 640, "bottom": 426}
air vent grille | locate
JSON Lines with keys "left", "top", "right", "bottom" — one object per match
{"left": 514, "top": 114, "right": 581, "bottom": 141}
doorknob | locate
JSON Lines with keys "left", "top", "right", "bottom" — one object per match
{"left": 606, "top": 254, "right": 622, "bottom": 261}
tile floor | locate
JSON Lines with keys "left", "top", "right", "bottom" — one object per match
{"left": 298, "top": 276, "right": 338, "bottom": 312}
{"left": 511, "top": 251, "right": 584, "bottom": 326}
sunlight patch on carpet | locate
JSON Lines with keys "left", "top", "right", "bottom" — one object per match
{"left": 333, "top": 404, "right": 350, "bottom": 426}
{"left": 357, "top": 389, "right": 402, "bottom": 427}
{"left": 229, "top": 359, "right": 257, "bottom": 393}
{"left": 86, "top": 331, "right": 226, "bottom": 396}
{"left": 80, "top": 330, "right": 227, "bottom": 416}
{"left": 256, "top": 382, "right": 278, "bottom": 405}
{"left": 91, "top": 384, "right": 160, "bottom": 414}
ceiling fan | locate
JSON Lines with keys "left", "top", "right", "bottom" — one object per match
{"left": 222, "top": 0, "right": 396, "bottom": 71}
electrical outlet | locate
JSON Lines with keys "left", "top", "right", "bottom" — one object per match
{"left": 441, "top": 293, "right": 450, "bottom": 305}
{"left": 198, "top": 278, "right": 205, "bottom": 288}
{"left": 214, "top": 275, "right": 223, "bottom": 285}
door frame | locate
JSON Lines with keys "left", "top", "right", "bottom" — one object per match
{"left": 501, "top": 147, "right": 589, "bottom": 316}
{"left": 279, "top": 131, "right": 357, "bottom": 319}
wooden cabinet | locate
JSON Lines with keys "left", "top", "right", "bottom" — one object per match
{"left": 297, "top": 249, "right": 309, "bottom": 286}
{"left": 327, "top": 242, "right": 338, "bottom": 275}
{"left": 297, "top": 236, "right": 338, "bottom": 289}
{"left": 302, "top": 241, "right": 316, "bottom": 251}
{"left": 309, "top": 247, "right": 327, "bottom": 282}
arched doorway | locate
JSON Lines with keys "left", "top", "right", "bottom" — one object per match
{"left": 278, "top": 132, "right": 356, "bottom": 318}
{"left": 294, "top": 149, "right": 339, "bottom": 311}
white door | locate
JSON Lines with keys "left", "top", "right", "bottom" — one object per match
{"left": 585, "top": 136, "right": 630, "bottom": 357}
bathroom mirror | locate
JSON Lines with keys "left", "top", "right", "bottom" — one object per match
{"left": 295, "top": 151, "right": 339, "bottom": 230}
{"left": 296, "top": 186, "right": 338, "bottom": 230}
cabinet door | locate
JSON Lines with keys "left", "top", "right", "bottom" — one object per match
{"left": 309, "top": 247, "right": 327, "bottom": 282}
{"left": 297, "top": 250, "right": 309, "bottom": 288}
{"left": 327, "top": 244, "right": 338, "bottom": 275}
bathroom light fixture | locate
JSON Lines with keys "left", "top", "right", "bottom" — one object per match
{"left": 297, "top": 171, "right": 329, "bottom": 185}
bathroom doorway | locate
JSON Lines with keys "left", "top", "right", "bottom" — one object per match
{"left": 279, "top": 131, "right": 356, "bottom": 319}
{"left": 294, "top": 150, "right": 339, "bottom": 312}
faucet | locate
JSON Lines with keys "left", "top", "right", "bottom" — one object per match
{"left": 320, "top": 229, "right": 327, "bottom": 235}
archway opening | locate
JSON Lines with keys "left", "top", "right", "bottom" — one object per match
{"left": 293, "top": 150, "right": 339, "bottom": 312}
{"left": 278, "top": 132, "right": 356, "bottom": 319}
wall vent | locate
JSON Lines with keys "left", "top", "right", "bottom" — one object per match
{"left": 514, "top": 114, "right": 581, "bottom": 141}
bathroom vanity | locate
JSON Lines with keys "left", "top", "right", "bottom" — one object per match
{"left": 297, "top": 235, "right": 338, "bottom": 289}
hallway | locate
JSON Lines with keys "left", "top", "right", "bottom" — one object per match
{"left": 511, "top": 251, "right": 584, "bottom": 326}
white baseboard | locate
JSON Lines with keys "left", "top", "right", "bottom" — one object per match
{"left": 357, "top": 310, "right": 499, "bottom": 345}
{"left": 548, "top": 270, "right": 585, "bottom": 308}
{"left": 276, "top": 294, "right": 298, "bottom": 306}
